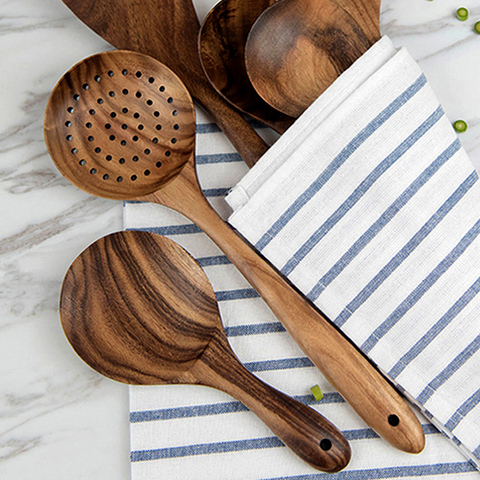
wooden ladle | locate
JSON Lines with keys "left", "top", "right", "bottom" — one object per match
{"left": 246, "top": 0, "right": 381, "bottom": 117}
{"left": 60, "top": 230, "right": 351, "bottom": 472}
{"left": 199, "top": 0, "right": 295, "bottom": 134}
{"left": 44, "top": 50, "right": 425, "bottom": 454}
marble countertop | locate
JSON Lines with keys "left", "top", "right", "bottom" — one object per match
{"left": 1, "top": 0, "right": 479, "bottom": 478}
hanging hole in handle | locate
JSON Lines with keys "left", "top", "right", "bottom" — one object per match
{"left": 388, "top": 414, "right": 400, "bottom": 427}
{"left": 319, "top": 438, "right": 332, "bottom": 451}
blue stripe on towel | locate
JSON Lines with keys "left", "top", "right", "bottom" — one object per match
{"left": 387, "top": 274, "right": 480, "bottom": 378}
{"left": 136, "top": 224, "right": 202, "bottom": 235}
{"left": 196, "top": 153, "right": 243, "bottom": 164}
{"left": 254, "top": 74, "right": 428, "bottom": 252}
{"left": 446, "top": 389, "right": 480, "bottom": 431}
{"left": 307, "top": 139, "right": 461, "bottom": 301}
{"left": 417, "top": 333, "right": 480, "bottom": 404}
{"left": 215, "top": 288, "right": 260, "bottom": 301}
{"left": 259, "top": 461, "right": 476, "bottom": 480}
{"left": 202, "top": 188, "right": 230, "bottom": 197}
{"left": 474, "top": 444, "right": 480, "bottom": 459}
{"left": 126, "top": 187, "right": 230, "bottom": 202}
{"left": 244, "top": 356, "right": 314, "bottom": 372}
{"left": 225, "top": 322, "right": 286, "bottom": 337}
{"left": 131, "top": 436, "right": 284, "bottom": 462}
{"left": 131, "top": 401, "right": 248, "bottom": 423}
{"left": 196, "top": 123, "right": 222, "bottom": 134}
{"left": 281, "top": 105, "right": 445, "bottom": 277}
{"left": 197, "top": 255, "right": 231, "bottom": 267}
{"left": 361, "top": 217, "right": 480, "bottom": 356}
{"left": 130, "top": 392, "right": 345, "bottom": 423}
{"left": 335, "top": 171, "right": 478, "bottom": 329}
{"left": 131, "top": 425, "right": 440, "bottom": 463}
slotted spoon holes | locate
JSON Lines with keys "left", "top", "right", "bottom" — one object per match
{"left": 44, "top": 50, "right": 196, "bottom": 201}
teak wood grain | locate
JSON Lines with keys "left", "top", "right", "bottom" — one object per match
{"left": 61, "top": 0, "right": 269, "bottom": 167}
{"left": 199, "top": 0, "right": 295, "bottom": 133}
{"left": 246, "top": 0, "right": 381, "bottom": 117}
{"left": 61, "top": 230, "right": 351, "bottom": 472}
{"left": 44, "top": 50, "right": 425, "bottom": 454}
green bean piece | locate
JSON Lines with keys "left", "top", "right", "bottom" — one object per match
{"left": 453, "top": 120, "right": 468, "bottom": 133}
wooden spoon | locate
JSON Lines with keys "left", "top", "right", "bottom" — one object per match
{"left": 199, "top": 0, "right": 295, "bottom": 134}
{"left": 44, "top": 50, "right": 425, "bottom": 454}
{"left": 60, "top": 230, "right": 351, "bottom": 472}
{"left": 245, "top": 0, "right": 381, "bottom": 117}
{"left": 61, "top": 0, "right": 269, "bottom": 167}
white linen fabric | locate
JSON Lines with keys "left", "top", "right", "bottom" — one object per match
{"left": 124, "top": 36, "right": 480, "bottom": 479}
{"left": 227, "top": 36, "right": 480, "bottom": 469}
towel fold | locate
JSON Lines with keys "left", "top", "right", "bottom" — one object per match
{"left": 226, "top": 36, "right": 480, "bottom": 466}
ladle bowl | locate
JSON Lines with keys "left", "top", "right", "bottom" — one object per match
{"left": 44, "top": 51, "right": 195, "bottom": 200}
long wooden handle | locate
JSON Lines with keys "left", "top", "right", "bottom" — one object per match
{"left": 189, "top": 333, "right": 351, "bottom": 472}
{"left": 146, "top": 160, "right": 426, "bottom": 454}
{"left": 191, "top": 76, "right": 269, "bottom": 167}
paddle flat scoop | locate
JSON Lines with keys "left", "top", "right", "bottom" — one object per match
{"left": 60, "top": 230, "right": 351, "bottom": 472}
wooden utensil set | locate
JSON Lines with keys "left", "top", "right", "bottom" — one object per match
{"left": 45, "top": 0, "right": 424, "bottom": 472}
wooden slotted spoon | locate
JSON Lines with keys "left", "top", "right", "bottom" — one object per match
{"left": 61, "top": 0, "right": 269, "bottom": 167}
{"left": 60, "top": 230, "right": 351, "bottom": 472}
{"left": 44, "top": 50, "right": 425, "bottom": 454}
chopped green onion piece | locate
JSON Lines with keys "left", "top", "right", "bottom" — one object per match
{"left": 453, "top": 120, "right": 468, "bottom": 133}
{"left": 310, "top": 384, "right": 324, "bottom": 401}
{"left": 456, "top": 7, "right": 469, "bottom": 21}
{"left": 475, "top": 21, "right": 480, "bottom": 34}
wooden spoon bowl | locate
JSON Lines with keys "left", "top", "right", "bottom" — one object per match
{"left": 60, "top": 230, "right": 351, "bottom": 472}
{"left": 246, "top": 0, "right": 381, "bottom": 117}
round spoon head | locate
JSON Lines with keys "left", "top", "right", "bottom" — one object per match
{"left": 60, "top": 230, "right": 222, "bottom": 385}
{"left": 199, "top": 0, "right": 295, "bottom": 133}
{"left": 246, "top": 0, "right": 381, "bottom": 117}
{"left": 44, "top": 50, "right": 196, "bottom": 200}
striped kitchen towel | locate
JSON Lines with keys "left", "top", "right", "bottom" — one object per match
{"left": 124, "top": 37, "right": 479, "bottom": 480}
{"left": 226, "top": 36, "right": 480, "bottom": 469}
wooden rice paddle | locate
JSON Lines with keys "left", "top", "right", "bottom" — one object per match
{"left": 61, "top": 0, "right": 268, "bottom": 167}
{"left": 44, "top": 50, "right": 425, "bottom": 454}
{"left": 246, "top": 0, "right": 381, "bottom": 117}
{"left": 60, "top": 230, "right": 351, "bottom": 472}
{"left": 199, "top": 0, "right": 295, "bottom": 133}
